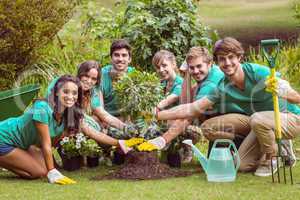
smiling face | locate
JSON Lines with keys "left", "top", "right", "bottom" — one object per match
{"left": 56, "top": 81, "right": 78, "bottom": 110}
{"left": 216, "top": 53, "right": 241, "bottom": 77}
{"left": 188, "top": 56, "right": 212, "bottom": 82}
{"left": 155, "top": 58, "right": 176, "bottom": 81}
{"left": 80, "top": 68, "right": 98, "bottom": 91}
{"left": 111, "top": 48, "right": 131, "bottom": 72}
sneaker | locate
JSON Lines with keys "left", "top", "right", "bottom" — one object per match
{"left": 181, "top": 145, "right": 193, "bottom": 163}
{"left": 281, "top": 140, "right": 297, "bottom": 167}
{"left": 254, "top": 159, "right": 278, "bottom": 177}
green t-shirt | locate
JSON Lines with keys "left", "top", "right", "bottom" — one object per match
{"left": 161, "top": 74, "right": 183, "bottom": 108}
{"left": 194, "top": 65, "right": 224, "bottom": 101}
{"left": 205, "top": 62, "right": 300, "bottom": 115}
{"left": 0, "top": 101, "right": 64, "bottom": 150}
{"left": 194, "top": 65, "right": 224, "bottom": 115}
{"left": 45, "top": 77, "right": 102, "bottom": 110}
{"left": 99, "top": 65, "right": 135, "bottom": 116}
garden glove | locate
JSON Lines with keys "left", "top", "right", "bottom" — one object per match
{"left": 123, "top": 123, "right": 139, "bottom": 137}
{"left": 265, "top": 76, "right": 291, "bottom": 97}
{"left": 124, "top": 137, "right": 145, "bottom": 147}
{"left": 47, "top": 168, "right": 76, "bottom": 185}
{"left": 137, "top": 136, "right": 166, "bottom": 151}
{"left": 118, "top": 140, "right": 133, "bottom": 154}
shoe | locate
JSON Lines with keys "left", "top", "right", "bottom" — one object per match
{"left": 181, "top": 145, "right": 193, "bottom": 163}
{"left": 281, "top": 140, "right": 297, "bottom": 167}
{"left": 254, "top": 159, "right": 278, "bottom": 177}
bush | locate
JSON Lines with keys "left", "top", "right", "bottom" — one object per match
{"left": 83, "top": 0, "right": 217, "bottom": 71}
{"left": 0, "top": 0, "right": 76, "bottom": 90}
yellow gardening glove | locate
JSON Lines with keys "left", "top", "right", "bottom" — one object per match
{"left": 265, "top": 75, "right": 278, "bottom": 94}
{"left": 125, "top": 137, "right": 145, "bottom": 147}
{"left": 54, "top": 177, "right": 77, "bottom": 185}
{"left": 47, "top": 169, "right": 76, "bottom": 185}
{"left": 137, "top": 136, "right": 166, "bottom": 152}
{"left": 137, "top": 141, "right": 158, "bottom": 152}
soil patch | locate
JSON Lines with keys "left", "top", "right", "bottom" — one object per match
{"left": 93, "top": 151, "right": 197, "bottom": 180}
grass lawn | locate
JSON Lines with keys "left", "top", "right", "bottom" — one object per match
{"left": 1, "top": 156, "right": 300, "bottom": 200}
{"left": 197, "top": 0, "right": 300, "bottom": 47}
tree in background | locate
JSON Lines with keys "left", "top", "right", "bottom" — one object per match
{"left": 0, "top": 0, "right": 76, "bottom": 90}
{"left": 84, "top": 0, "right": 217, "bottom": 71}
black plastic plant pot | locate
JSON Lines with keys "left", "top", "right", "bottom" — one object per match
{"left": 87, "top": 156, "right": 99, "bottom": 168}
{"left": 112, "top": 150, "right": 125, "bottom": 165}
{"left": 167, "top": 152, "right": 181, "bottom": 168}
{"left": 62, "top": 155, "right": 82, "bottom": 171}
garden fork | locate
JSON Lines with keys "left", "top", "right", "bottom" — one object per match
{"left": 261, "top": 39, "right": 293, "bottom": 184}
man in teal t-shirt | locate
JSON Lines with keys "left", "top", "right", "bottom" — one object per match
{"left": 98, "top": 39, "right": 135, "bottom": 117}
{"left": 151, "top": 37, "right": 300, "bottom": 176}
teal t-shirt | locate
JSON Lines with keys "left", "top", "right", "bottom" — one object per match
{"left": 194, "top": 65, "right": 224, "bottom": 115}
{"left": 205, "top": 62, "right": 300, "bottom": 115}
{"left": 99, "top": 65, "right": 135, "bottom": 116}
{"left": 161, "top": 74, "right": 183, "bottom": 108}
{"left": 194, "top": 65, "right": 224, "bottom": 101}
{"left": 45, "top": 77, "right": 102, "bottom": 110}
{"left": 0, "top": 101, "right": 64, "bottom": 150}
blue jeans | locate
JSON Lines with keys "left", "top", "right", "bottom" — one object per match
{"left": 0, "top": 143, "right": 14, "bottom": 156}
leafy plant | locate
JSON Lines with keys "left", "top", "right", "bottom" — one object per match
{"left": 114, "top": 70, "right": 163, "bottom": 121}
{"left": 122, "top": 0, "right": 214, "bottom": 70}
{"left": 82, "top": 0, "right": 216, "bottom": 71}
{"left": 80, "top": 138, "right": 102, "bottom": 157}
{"left": 0, "top": 0, "right": 77, "bottom": 90}
{"left": 59, "top": 133, "right": 86, "bottom": 158}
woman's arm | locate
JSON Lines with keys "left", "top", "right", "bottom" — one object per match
{"left": 81, "top": 121, "right": 119, "bottom": 146}
{"left": 157, "top": 94, "right": 179, "bottom": 110}
{"left": 93, "top": 107, "right": 126, "bottom": 129}
{"left": 34, "top": 121, "right": 54, "bottom": 171}
{"left": 157, "top": 97, "right": 214, "bottom": 120}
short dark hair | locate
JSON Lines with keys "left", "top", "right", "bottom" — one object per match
{"left": 110, "top": 39, "right": 132, "bottom": 57}
{"left": 213, "top": 37, "right": 244, "bottom": 62}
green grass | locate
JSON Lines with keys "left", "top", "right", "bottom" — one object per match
{"left": 197, "top": 0, "right": 299, "bottom": 46}
{"left": 1, "top": 158, "right": 300, "bottom": 200}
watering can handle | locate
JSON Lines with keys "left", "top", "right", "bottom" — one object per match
{"left": 212, "top": 139, "right": 240, "bottom": 172}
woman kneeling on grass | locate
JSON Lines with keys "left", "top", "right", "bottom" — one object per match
{"left": 0, "top": 75, "right": 133, "bottom": 184}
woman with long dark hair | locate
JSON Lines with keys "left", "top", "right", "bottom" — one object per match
{"left": 0, "top": 75, "right": 133, "bottom": 184}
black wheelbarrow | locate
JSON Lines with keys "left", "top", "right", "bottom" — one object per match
{"left": 0, "top": 84, "right": 40, "bottom": 121}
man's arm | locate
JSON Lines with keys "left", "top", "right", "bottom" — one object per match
{"left": 157, "top": 97, "right": 214, "bottom": 120}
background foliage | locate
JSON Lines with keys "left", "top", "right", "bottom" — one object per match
{"left": 83, "top": 0, "right": 217, "bottom": 71}
{"left": 0, "top": 0, "right": 77, "bottom": 90}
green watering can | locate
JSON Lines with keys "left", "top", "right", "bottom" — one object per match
{"left": 0, "top": 84, "right": 40, "bottom": 121}
{"left": 183, "top": 139, "right": 240, "bottom": 182}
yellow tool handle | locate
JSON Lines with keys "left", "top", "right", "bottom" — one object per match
{"left": 271, "top": 68, "right": 282, "bottom": 140}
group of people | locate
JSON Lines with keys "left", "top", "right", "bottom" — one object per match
{"left": 0, "top": 37, "right": 300, "bottom": 184}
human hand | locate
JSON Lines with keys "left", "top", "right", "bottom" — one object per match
{"left": 265, "top": 76, "right": 290, "bottom": 97}
{"left": 137, "top": 136, "right": 166, "bottom": 151}
{"left": 47, "top": 168, "right": 76, "bottom": 185}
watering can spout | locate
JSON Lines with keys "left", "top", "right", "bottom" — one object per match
{"left": 182, "top": 139, "right": 208, "bottom": 172}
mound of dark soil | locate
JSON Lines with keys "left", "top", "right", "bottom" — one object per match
{"left": 93, "top": 151, "right": 195, "bottom": 180}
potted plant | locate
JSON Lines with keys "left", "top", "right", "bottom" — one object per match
{"left": 80, "top": 138, "right": 102, "bottom": 168}
{"left": 58, "top": 133, "right": 86, "bottom": 171}
{"left": 114, "top": 70, "right": 163, "bottom": 136}
{"left": 166, "top": 137, "right": 182, "bottom": 168}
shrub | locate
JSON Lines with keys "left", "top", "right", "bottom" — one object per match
{"left": 83, "top": 0, "right": 217, "bottom": 71}
{"left": 0, "top": 0, "right": 76, "bottom": 90}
